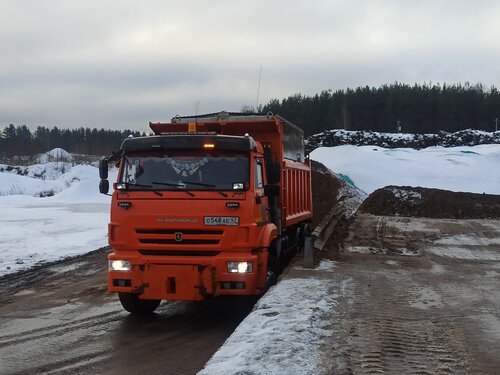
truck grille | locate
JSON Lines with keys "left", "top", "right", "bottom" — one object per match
{"left": 136, "top": 229, "right": 223, "bottom": 235}
{"left": 135, "top": 228, "right": 223, "bottom": 246}
{"left": 139, "top": 239, "right": 219, "bottom": 245}
{"left": 139, "top": 250, "right": 220, "bottom": 256}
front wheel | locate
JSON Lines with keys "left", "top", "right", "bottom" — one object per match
{"left": 118, "top": 292, "right": 161, "bottom": 315}
{"left": 265, "top": 255, "right": 279, "bottom": 291}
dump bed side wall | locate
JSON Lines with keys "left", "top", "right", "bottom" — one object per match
{"left": 282, "top": 158, "right": 312, "bottom": 228}
{"left": 262, "top": 118, "right": 310, "bottom": 230}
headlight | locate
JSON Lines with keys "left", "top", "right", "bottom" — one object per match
{"left": 227, "top": 261, "right": 253, "bottom": 273}
{"left": 109, "top": 260, "right": 131, "bottom": 271}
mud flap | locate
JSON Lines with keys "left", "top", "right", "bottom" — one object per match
{"left": 196, "top": 265, "right": 218, "bottom": 298}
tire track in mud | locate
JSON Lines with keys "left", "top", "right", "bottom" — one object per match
{"left": 8, "top": 351, "right": 113, "bottom": 375}
{"left": 322, "top": 213, "right": 500, "bottom": 375}
{"left": 0, "top": 306, "right": 125, "bottom": 375}
{"left": 344, "top": 317, "right": 470, "bottom": 374}
{"left": 0, "top": 310, "right": 122, "bottom": 348}
{"left": 1, "top": 298, "right": 254, "bottom": 375}
{"left": 327, "top": 272, "right": 472, "bottom": 374}
{"left": 1, "top": 305, "right": 236, "bottom": 375}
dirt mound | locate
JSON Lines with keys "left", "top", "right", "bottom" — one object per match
{"left": 310, "top": 160, "right": 343, "bottom": 229}
{"left": 359, "top": 186, "right": 500, "bottom": 219}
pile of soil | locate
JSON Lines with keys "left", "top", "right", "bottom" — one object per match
{"left": 310, "top": 160, "right": 342, "bottom": 229}
{"left": 359, "top": 185, "right": 500, "bottom": 219}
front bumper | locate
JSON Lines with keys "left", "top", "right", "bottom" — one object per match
{"left": 108, "top": 251, "right": 268, "bottom": 301}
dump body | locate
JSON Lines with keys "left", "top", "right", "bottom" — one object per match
{"left": 104, "top": 113, "right": 312, "bottom": 307}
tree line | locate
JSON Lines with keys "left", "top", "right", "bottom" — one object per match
{"left": 259, "top": 82, "right": 500, "bottom": 136}
{"left": 0, "top": 125, "right": 144, "bottom": 159}
{"left": 2, "top": 82, "right": 499, "bottom": 159}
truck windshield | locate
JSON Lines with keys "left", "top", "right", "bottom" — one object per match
{"left": 119, "top": 150, "right": 249, "bottom": 191}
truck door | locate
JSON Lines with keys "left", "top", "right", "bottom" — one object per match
{"left": 254, "top": 158, "right": 268, "bottom": 225}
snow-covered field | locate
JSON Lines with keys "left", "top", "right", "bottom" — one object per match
{"left": 311, "top": 144, "right": 500, "bottom": 195}
{"left": 0, "top": 149, "right": 115, "bottom": 276}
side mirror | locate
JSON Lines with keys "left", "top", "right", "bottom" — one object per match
{"left": 99, "top": 159, "right": 108, "bottom": 180}
{"left": 99, "top": 179, "right": 110, "bottom": 194}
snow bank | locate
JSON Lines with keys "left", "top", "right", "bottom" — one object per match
{"left": 0, "top": 151, "right": 116, "bottom": 275}
{"left": 0, "top": 158, "right": 117, "bottom": 200}
{"left": 311, "top": 144, "right": 500, "bottom": 195}
{"left": 37, "top": 147, "right": 73, "bottom": 163}
{"left": 200, "top": 262, "right": 339, "bottom": 375}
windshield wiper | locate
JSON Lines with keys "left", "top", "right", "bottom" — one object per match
{"left": 152, "top": 181, "right": 195, "bottom": 197}
{"left": 180, "top": 181, "right": 228, "bottom": 197}
{"left": 125, "top": 183, "right": 163, "bottom": 196}
{"left": 152, "top": 181, "right": 184, "bottom": 188}
{"left": 180, "top": 181, "right": 216, "bottom": 187}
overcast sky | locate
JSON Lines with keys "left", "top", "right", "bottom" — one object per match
{"left": 1, "top": 0, "right": 499, "bottom": 131}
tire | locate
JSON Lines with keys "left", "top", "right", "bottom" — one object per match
{"left": 297, "top": 224, "right": 309, "bottom": 254}
{"left": 118, "top": 292, "right": 161, "bottom": 315}
{"left": 265, "top": 255, "right": 279, "bottom": 290}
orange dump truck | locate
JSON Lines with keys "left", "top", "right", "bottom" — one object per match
{"left": 99, "top": 112, "right": 312, "bottom": 314}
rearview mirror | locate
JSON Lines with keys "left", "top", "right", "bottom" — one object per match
{"left": 99, "top": 179, "right": 109, "bottom": 194}
{"left": 99, "top": 159, "right": 108, "bottom": 180}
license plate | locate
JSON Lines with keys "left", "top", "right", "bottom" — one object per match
{"left": 204, "top": 216, "right": 239, "bottom": 226}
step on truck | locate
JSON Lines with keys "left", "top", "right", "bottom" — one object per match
{"left": 99, "top": 112, "right": 313, "bottom": 314}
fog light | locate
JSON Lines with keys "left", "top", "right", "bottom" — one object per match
{"left": 227, "top": 261, "right": 253, "bottom": 273}
{"left": 109, "top": 260, "right": 131, "bottom": 271}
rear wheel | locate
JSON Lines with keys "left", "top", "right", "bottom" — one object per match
{"left": 297, "top": 224, "right": 309, "bottom": 254}
{"left": 118, "top": 292, "right": 161, "bottom": 315}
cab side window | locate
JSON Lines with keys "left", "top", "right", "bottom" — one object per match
{"left": 255, "top": 159, "right": 264, "bottom": 189}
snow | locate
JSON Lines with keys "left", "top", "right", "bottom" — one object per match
{"left": 311, "top": 144, "right": 500, "bottom": 194}
{"left": 0, "top": 199, "right": 110, "bottom": 274}
{"left": 0, "top": 164, "right": 109, "bottom": 198}
{"left": 37, "top": 147, "right": 73, "bottom": 163}
{"left": 427, "top": 246, "right": 500, "bottom": 261}
{"left": 199, "top": 276, "right": 339, "bottom": 375}
{"left": 0, "top": 149, "right": 116, "bottom": 275}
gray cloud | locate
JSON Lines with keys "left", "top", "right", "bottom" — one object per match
{"left": 0, "top": 0, "right": 499, "bottom": 130}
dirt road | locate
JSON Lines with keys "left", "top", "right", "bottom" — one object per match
{"left": 315, "top": 213, "right": 500, "bottom": 374}
{"left": 0, "top": 248, "right": 257, "bottom": 375}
